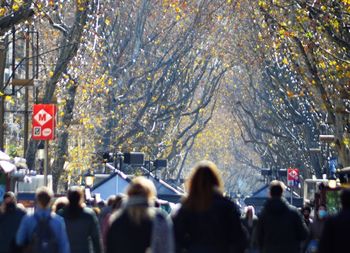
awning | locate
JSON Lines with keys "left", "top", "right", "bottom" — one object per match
{"left": 0, "top": 160, "right": 16, "bottom": 173}
{"left": 0, "top": 151, "right": 10, "bottom": 161}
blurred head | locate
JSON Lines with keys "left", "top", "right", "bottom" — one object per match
{"left": 67, "top": 186, "right": 84, "bottom": 207}
{"left": 35, "top": 187, "right": 53, "bottom": 209}
{"left": 126, "top": 176, "right": 156, "bottom": 202}
{"left": 317, "top": 204, "right": 327, "bottom": 219}
{"left": 3, "top": 191, "right": 16, "bottom": 211}
{"left": 52, "top": 196, "right": 69, "bottom": 213}
{"left": 184, "top": 160, "right": 224, "bottom": 211}
{"left": 123, "top": 177, "right": 157, "bottom": 224}
{"left": 245, "top": 206, "right": 255, "bottom": 219}
{"left": 341, "top": 188, "right": 350, "bottom": 210}
{"left": 269, "top": 180, "right": 285, "bottom": 198}
{"left": 112, "top": 194, "right": 125, "bottom": 211}
{"left": 302, "top": 206, "right": 311, "bottom": 219}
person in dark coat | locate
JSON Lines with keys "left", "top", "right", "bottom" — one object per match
{"left": 0, "top": 192, "right": 26, "bottom": 253}
{"left": 306, "top": 204, "right": 328, "bottom": 252}
{"left": 318, "top": 188, "right": 350, "bottom": 253}
{"left": 106, "top": 176, "right": 174, "bottom": 253}
{"left": 59, "top": 186, "right": 102, "bottom": 253}
{"left": 172, "top": 160, "right": 247, "bottom": 253}
{"left": 241, "top": 206, "right": 258, "bottom": 253}
{"left": 254, "top": 180, "right": 308, "bottom": 253}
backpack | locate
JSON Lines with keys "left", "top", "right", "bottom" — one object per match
{"left": 25, "top": 214, "right": 58, "bottom": 253}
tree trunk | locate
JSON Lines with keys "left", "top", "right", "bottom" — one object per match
{"left": 52, "top": 82, "right": 78, "bottom": 192}
{"left": 334, "top": 108, "right": 350, "bottom": 167}
{"left": 25, "top": 3, "right": 91, "bottom": 185}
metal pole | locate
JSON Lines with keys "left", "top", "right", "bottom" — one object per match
{"left": 24, "top": 25, "right": 30, "bottom": 155}
{"left": 44, "top": 140, "right": 48, "bottom": 186}
{"left": 0, "top": 36, "right": 7, "bottom": 151}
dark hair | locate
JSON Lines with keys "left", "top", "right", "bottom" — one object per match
{"left": 112, "top": 195, "right": 124, "bottom": 210}
{"left": 107, "top": 196, "right": 116, "bottom": 206}
{"left": 184, "top": 161, "right": 223, "bottom": 211}
{"left": 302, "top": 206, "right": 311, "bottom": 213}
{"left": 67, "top": 186, "right": 84, "bottom": 218}
{"left": 341, "top": 188, "right": 350, "bottom": 209}
{"left": 67, "top": 186, "right": 84, "bottom": 207}
{"left": 36, "top": 187, "right": 53, "bottom": 208}
{"left": 269, "top": 180, "right": 284, "bottom": 198}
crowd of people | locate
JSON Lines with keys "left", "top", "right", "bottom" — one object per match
{"left": 0, "top": 160, "right": 349, "bottom": 253}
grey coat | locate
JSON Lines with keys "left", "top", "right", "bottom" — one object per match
{"left": 59, "top": 207, "right": 102, "bottom": 253}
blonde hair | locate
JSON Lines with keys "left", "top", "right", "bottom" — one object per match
{"left": 126, "top": 176, "right": 156, "bottom": 200}
{"left": 125, "top": 177, "right": 157, "bottom": 224}
{"left": 184, "top": 160, "right": 224, "bottom": 211}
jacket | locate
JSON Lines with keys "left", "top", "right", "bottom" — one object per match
{"left": 173, "top": 194, "right": 247, "bottom": 253}
{"left": 106, "top": 197, "right": 174, "bottom": 253}
{"left": 16, "top": 208, "right": 70, "bottom": 253}
{"left": 59, "top": 206, "right": 102, "bottom": 253}
{"left": 318, "top": 209, "right": 350, "bottom": 253}
{"left": 0, "top": 206, "right": 26, "bottom": 253}
{"left": 254, "top": 197, "right": 308, "bottom": 253}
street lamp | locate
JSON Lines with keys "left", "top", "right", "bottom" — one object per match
{"left": 84, "top": 170, "right": 95, "bottom": 188}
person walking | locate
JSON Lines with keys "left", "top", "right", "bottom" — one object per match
{"left": 100, "top": 194, "right": 124, "bottom": 249}
{"left": 16, "top": 186, "right": 70, "bottom": 253}
{"left": 0, "top": 192, "right": 26, "bottom": 253}
{"left": 318, "top": 188, "right": 350, "bottom": 253}
{"left": 254, "top": 180, "right": 308, "bottom": 253}
{"left": 241, "top": 206, "right": 258, "bottom": 253}
{"left": 306, "top": 204, "right": 328, "bottom": 253}
{"left": 172, "top": 160, "right": 247, "bottom": 253}
{"left": 301, "top": 206, "right": 313, "bottom": 228}
{"left": 59, "top": 186, "right": 102, "bottom": 253}
{"left": 106, "top": 176, "right": 174, "bottom": 253}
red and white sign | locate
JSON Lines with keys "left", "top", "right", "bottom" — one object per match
{"left": 32, "top": 104, "right": 56, "bottom": 140}
{"left": 287, "top": 168, "right": 299, "bottom": 181}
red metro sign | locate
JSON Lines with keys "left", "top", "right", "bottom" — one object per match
{"left": 32, "top": 104, "right": 56, "bottom": 140}
{"left": 287, "top": 168, "right": 299, "bottom": 181}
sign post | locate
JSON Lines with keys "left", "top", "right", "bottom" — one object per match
{"left": 32, "top": 104, "right": 56, "bottom": 186}
{"left": 287, "top": 168, "right": 299, "bottom": 205}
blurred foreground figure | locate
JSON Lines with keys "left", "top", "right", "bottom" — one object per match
{"left": 254, "top": 180, "right": 308, "bottom": 253}
{"left": 106, "top": 176, "right": 174, "bottom": 253}
{"left": 173, "top": 160, "right": 247, "bottom": 253}
{"left": 319, "top": 188, "right": 350, "bottom": 253}
{"left": 16, "top": 186, "right": 70, "bottom": 253}
{"left": 241, "top": 206, "right": 258, "bottom": 253}
{"left": 59, "top": 186, "right": 102, "bottom": 253}
{"left": 0, "top": 192, "right": 26, "bottom": 253}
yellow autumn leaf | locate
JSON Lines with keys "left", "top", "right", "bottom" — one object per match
{"left": 176, "top": 15, "right": 181, "bottom": 21}
{"left": 343, "top": 137, "right": 350, "bottom": 146}
{"left": 319, "top": 62, "right": 326, "bottom": 69}
{"left": 282, "top": 57, "right": 289, "bottom": 65}
{"left": 105, "top": 18, "right": 111, "bottom": 26}
{"left": 5, "top": 96, "right": 14, "bottom": 104}
{"left": 12, "top": 4, "right": 20, "bottom": 12}
{"left": 49, "top": 71, "right": 54, "bottom": 77}
{"left": 0, "top": 8, "right": 6, "bottom": 17}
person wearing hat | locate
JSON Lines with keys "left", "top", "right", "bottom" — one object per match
{"left": 0, "top": 192, "right": 26, "bottom": 253}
